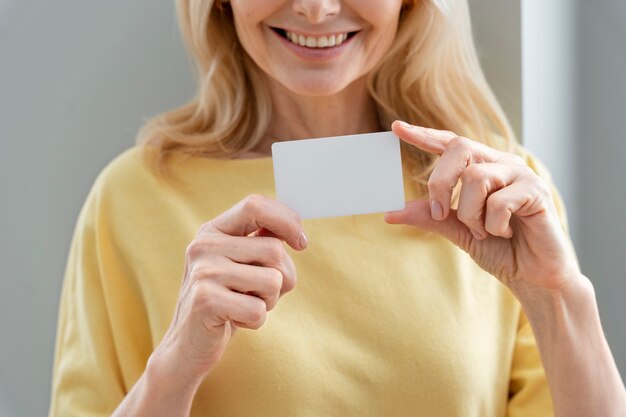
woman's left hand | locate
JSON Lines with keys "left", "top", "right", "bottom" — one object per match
{"left": 385, "top": 121, "right": 580, "bottom": 293}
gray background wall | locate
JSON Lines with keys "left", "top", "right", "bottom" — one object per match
{"left": 575, "top": 0, "right": 626, "bottom": 376}
{"left": 522, "top": 0, "right": 626, "bottom": 378}
{"left": 1, "top": 2, "right": 194, "bottom": 416}
{"left": 0, "top": 1, "right": 623, "bottom": 416}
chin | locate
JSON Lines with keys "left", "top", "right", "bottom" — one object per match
{"left": 277, "top": 72, "right": 356, "bottom": 97}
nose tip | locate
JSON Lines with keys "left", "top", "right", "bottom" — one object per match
{"left": 293, "top": 0, "right": 341, "bottom": 23}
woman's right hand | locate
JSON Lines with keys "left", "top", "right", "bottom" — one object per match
{"left": 147, "top": 194, "right": 307, "bottom": 389}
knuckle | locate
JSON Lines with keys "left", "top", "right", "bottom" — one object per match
{"left": 427, "top": 177, "right": 449, "bottom": 195}
{"left": 247, "top": 300, "right": 267, "bottom": 328}
{"left": 185, "top": 237, "right": 220, "bottom": 261}
{"left": 449, "top": 135, "right": 471, "bottom": 150}
{"left": 266, "top": 268, "right": 283, "bottom": 294}
{"left": 265, "top": 238, "right": 286, "bottom": 263}
{"left": 265, "top": 295, "right": 279, "bottom": 312}
{"left": 196, "top": 221, "right": 216, "bottom": 237}
{"left": 279, "top": 256, "right": 297, "bottom": 295}
{"left": 486, "top": 195, "right": 508, "bottom": 212}
{"left": 462, "top": 165, "right": 484, "bottom": 184}
{"left": 536, "top": 180, "right": 552, "bottom": 200}
{"left": 521, "top": 172, "right": 551, "bottom": 200}
{"left": 185, "top": 240, "right": 204, "bottom": 261}
{"left": 190, "top": 282, "right": 215, "bottom": 311}
{"left": 193, "top": 264, "right": 220, "bottom": 281}
{"left": 282, "top": 270, "right": 297, "bottom": 294}
{"left": 243, "top": 194, "right": 267, "bottom": 214}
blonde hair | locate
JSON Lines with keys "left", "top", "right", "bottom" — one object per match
{"left": 137, "top": 0, "right": 516, "bottom": 188}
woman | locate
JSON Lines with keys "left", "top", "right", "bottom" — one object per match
{"left": 49, "top": 0, "right": 625, "bottom": 416}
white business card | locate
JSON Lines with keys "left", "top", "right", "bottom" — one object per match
{"left": 272, "top": 131, "right": 405, "bottom": 219}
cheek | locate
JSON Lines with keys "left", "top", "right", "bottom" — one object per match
{"left": 357, "top": 2, "right": 403, "bottom": 56}
{"left": 231, "top": 23, "right": 270, "bottom": 71}
{"left": 354, "top": 0, "right": 404, "bottom": 27}
{"left": 365, "top": 18, "right": 401, "bottom": 65}
{"left": 230, "top": 3, "right": 277, "bottom": 67}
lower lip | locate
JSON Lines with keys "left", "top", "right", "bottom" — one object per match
{"left": 272, "top": 29, "right": 357, "bottom": 61}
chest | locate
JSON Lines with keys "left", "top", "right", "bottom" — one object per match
{"left": 106, "top": 160, "right": 522, "bottom": 416}
{"left": 182, "top": 215, "right": 518, "bottom": 416}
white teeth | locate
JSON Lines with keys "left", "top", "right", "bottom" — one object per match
{"left": 284, "top": 30, "right": 351, "bottom": 48}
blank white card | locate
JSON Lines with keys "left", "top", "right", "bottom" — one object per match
{"left": 272, "top": 131, "right": 405, "bottom": 219}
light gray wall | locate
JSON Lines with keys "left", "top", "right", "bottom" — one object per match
{"left": 576, "top": 0, "right": 626, "bottom": 372}
{"left": 0, "top": 1, "right": 195, "bottom": 416}
{"left": 521, "top": 0, "right": 578, "bottom": 242}
{"left": 522, "top": 0, "right": 626, "bottom": 374}
{"left": 470, "top": 0, "right": 521, "bottom": 140}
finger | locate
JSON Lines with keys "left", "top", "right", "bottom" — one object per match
{"left": 200, "top": 285, "right": 268, "bottom": 330}
{"left": 253, "top": 227, "right": 280, "bottom": 239}
{"left": 484, "top": 178, "right": 548, "bottom": 238}
{"left": 391, "top": 120, "right": 514, "bottom": 164}
{"left": 189, "top": 259, "right": 283, "bottom": 310}
{"left": 457, "top": 163, "right": 527, "bottom": 239}
{"left": 391, "top": 120, "right": 455, "bottom": 154}
{"left": 221, "top": 263, "right": 283, "bottom": 311}
{"left": 187, "top": 235, "right": 297, "bottom": 295}
{"left": 239, "top": 236, "right": 298, "bottom": 295}
{"left": 200, "top": 194, "right": 307, "bottom": 250}
{"left": 384, "top": 200, "right": 473, "bottom": 251}
{"left": 426, "top": 137, "right": 473, "bottom": 221}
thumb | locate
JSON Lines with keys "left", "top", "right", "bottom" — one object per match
{"left": 384, "top": 200, "right": 473, "bottom": 249}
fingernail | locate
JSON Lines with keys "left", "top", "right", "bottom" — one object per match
{"left": 430, "top": 200, "right": 443, "bottom": 220}
{"left": 395, "top": 120, "right": 413, "bottom": 130}
{"left": 298, "top": 231, "right": 308, "bottom": 249}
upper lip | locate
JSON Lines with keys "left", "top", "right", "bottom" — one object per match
{"left": 270, "top": 26, "right": 360, "bottom": 37}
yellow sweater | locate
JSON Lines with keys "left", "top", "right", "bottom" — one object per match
{"left": 50, "top": 145, "right": 565, "bottom": 416}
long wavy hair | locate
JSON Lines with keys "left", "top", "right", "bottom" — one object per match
{"left": 137, "top": 0, "right": 516, "bottom": 189}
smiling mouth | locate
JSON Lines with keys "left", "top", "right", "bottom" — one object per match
{"left": 271, "top": 27, "right": 359, "bottom": 48}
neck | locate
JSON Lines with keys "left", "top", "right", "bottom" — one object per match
{"left": 248, "top": 76, "right": 383, "bottom": 156}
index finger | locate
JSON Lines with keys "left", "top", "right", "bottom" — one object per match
{"left": 391, "top": 120, "right": 455, "bottom": 154}
{"left": 201, "top": 194, "right": 307, "bottom": 251}
{"left": 391, "top": 120, "right": 504, "bottom": 162}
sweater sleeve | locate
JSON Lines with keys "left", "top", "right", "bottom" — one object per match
{"left": 506, "top": 147, "right": 572, "bottom": 416}
{"left": 48, "top": 180, "right": 125, "bottom": 417}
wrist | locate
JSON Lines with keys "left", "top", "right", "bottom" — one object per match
{"left": 510, "top": 268, "right": 591, "bottom": 309}
{"left": 510, "top": 272, "right": 598, "bottom": 333}
{"left": 145, "top": 345, "right": 206, "bottom": 404}
{"left": 112, "top": 348, "right": 205, "bottom": 417}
